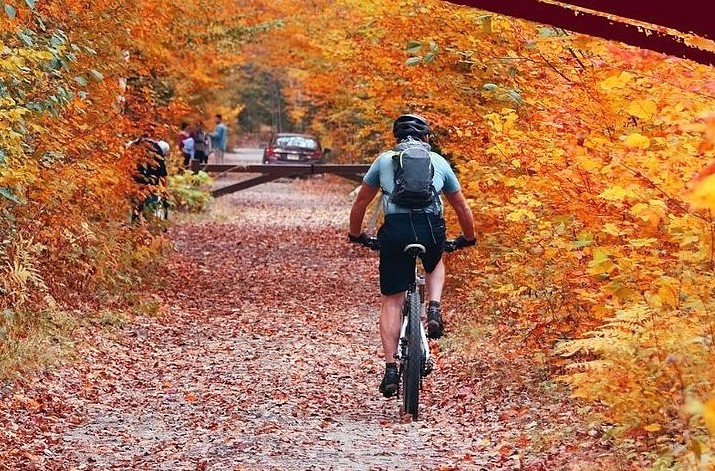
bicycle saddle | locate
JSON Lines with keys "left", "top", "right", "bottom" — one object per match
{"left": 404, "top": 243, "right": 426, "bottom": 257}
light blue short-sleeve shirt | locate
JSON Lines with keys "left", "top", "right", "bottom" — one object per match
{"left": 211, "top": 123, "right": 228, "bottom": 151}
{"left": 363, "top": 148, "right": 460, "bottom": 215}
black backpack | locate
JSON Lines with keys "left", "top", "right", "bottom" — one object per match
{"left": 388, "top": 146, "right": 437, "bottom": 209}
{"left": 194, "top": 130, "right": 208, "bottom": 152}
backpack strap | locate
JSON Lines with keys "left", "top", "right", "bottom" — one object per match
{"left": 381, "top": 151, "right": 400, "bottom": 197}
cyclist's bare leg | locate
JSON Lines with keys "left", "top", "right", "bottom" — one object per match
{"left": 380, "top": 292, "right": 404, "bottom": 362}
{"left": 425, "top": 258, "right": 446, "bottom": 303}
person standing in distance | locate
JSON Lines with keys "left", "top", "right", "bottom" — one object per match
{"left": 348, "top": 113, "right": 477, "bottom": 398}
{"left": 210, "top": 114, "right": 228, "bottom": 164}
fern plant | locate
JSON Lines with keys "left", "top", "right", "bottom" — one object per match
{"left": 556, "top": 298, "right": 715, "bottom": 468}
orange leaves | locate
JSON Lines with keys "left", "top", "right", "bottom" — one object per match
{"left": 695, "top": 113, "right": 715, "bottom": 153}
{"left": 687, "top": 172, "right": 715, "bottom": 211}
{"left": 686, "top": 115, "right": 715, "bottom": 210}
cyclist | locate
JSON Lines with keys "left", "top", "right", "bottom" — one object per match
{"left": 348, "top": 113, "right": 476, "bottom": 398}
{"left": 127, "top": 135, "right": 170, "bottom": 222}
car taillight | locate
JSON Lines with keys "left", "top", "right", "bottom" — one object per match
{"left": 265, "top": 147, "right": 276, "bottom": 157}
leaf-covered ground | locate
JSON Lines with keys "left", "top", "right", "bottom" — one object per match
{"left": 1, "top": 176, "right": 632, "bottom": 470}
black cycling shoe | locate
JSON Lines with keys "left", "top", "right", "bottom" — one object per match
{"left": 427, "top": 302, "right": 444, "bottom": 339}
{"left": 379, "top": 364, "right": 399, "bottom": 398}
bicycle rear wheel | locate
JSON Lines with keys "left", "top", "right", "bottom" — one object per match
{"left": 402, "top": 290, "right": 422, "bottom": 420}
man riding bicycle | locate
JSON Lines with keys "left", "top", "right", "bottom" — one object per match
{"left": 348, "top": 113, "right": 476, "bottom": 398}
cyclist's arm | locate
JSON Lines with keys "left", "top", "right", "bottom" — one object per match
{"left": 349, "top": 182, "right": 380, "bottom": 237}
{"left": 444, "top": 190, "right": 476, "bottom": 240}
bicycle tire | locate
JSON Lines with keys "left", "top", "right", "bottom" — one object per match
{"left": 402, "top": 290, "right": 422, "bottom": 420}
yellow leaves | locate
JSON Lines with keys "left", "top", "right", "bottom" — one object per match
{"left": 685, "top": 397, "right": 715, "bottom": 436}
{"left": 656, "top": 282, "right": 678, "bottom": 309}
{"left": 506, "top": 208, "right": 536, "bottom": 222}
{"left": 483, "top": 110, "right": 518, "bottom": 133}
{"left": 625, "top": 99, "right": 657, "bottom": 121}
{"left": 694, "top": 113, "right": 715, "bottom": 152}
{"left": 493, "top": 283, "right": 516, "bottom": 294}
{"left": 452, "top": 127, "right": 473, "bottom": 138}
{"left": 629, "top": 202, "right": 661, "bottom": 227}
{"left": 577, "top": 156, "right": 601, "bottom": 172}
{"left": 624, "top": 133, "right": 650, "bottom": 149}
{"left": 484, "top": 143, "right": 512, "bottom": 158}
{"left": 687, "top": 173, "right": 715, "bottom": 211}
{"left": 643, "top": 423, "right": 661, "bottom": 432}
{"left": 588, "top": 248, "right": 615, "bottom": 276}
{"left": 604, "top": 282, "right": 638, "bottom": 303}
{"left": 598, "top": 185, "right": 639, "bottom": 202}
{"left": 583, "top": 136, "right": 611, "bottom": 150}
{"left": 627, "top": 238, "right": 658, "bottom": 248}
{"left": 600, "top": 223, "right": 623, "bottom": 236}
{"left": 599, "top": 71, "right": 633, "bottom": 90}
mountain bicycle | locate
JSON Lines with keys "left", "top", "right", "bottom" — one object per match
{"left": 358, "top": 236, "right": 466, "bottom": 420}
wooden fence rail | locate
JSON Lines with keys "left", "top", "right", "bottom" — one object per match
{"left": 189, "top": 162, "right": 370, "bottom": 197}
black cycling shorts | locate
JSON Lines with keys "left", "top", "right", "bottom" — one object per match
{"left": 377, "top": 212, "right": 446, "bottom": 295}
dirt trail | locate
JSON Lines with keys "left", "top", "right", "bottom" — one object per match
{"left": 1, "top": 176, "right": 623, "bottom": 471}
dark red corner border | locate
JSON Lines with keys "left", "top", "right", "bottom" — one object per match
{"left": 445, "top": 0, "right": 715, "bottom": 66}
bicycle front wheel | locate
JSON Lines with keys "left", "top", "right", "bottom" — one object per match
{"left": 402, "top": 290, "right": 422, "bottom": 420}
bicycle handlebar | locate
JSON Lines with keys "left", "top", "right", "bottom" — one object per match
{"left": 354, "top": 236, "right": 474, "bottom": 253}
{"left": 359, "top": 236, "right": 381, "bottom": 251}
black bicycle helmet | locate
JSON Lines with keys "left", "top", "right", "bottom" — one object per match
{"left": 392, "top": 113, "right": 431, "bottom": 139}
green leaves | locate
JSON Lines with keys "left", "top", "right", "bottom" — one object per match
{"left": 406, "top": 40, "right": 421, "bottom": 54}
{"left": 4, "top": 3, "right": 16, "bottom": 18}
{"left": 3, "top": 0, "right": 37, "bottom": 15}
{"left": 0, "top": 187, "right": 22, "bottom": 204}
{"left": 18, "top": 30, "right": 33, "bottom": 46}
{"left": 89, "top": 69, "right": 104, "bottom": 81}
{"left": 404, "top": 39, "right": 438, "bottom": 66}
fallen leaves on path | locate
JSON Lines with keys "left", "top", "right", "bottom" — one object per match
{"left": 1, "top": 176, "right": 630, "bottom": 470}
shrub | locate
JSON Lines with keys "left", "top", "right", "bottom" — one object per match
{"left": 167, "top": 170, "right": 214, "bottom": 212}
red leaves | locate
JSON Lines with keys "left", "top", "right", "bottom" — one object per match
{"left": 0, "top": 176, "right": 629, "bottom": 469}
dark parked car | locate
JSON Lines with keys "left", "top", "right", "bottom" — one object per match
{"left": 262, "top": 133, "right": 330, "bottom": 164}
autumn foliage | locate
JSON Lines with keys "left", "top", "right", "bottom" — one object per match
{"left": 4, "top": 0, "right": 715, "bottom": 467}
{"left": 0, "top": 0, "right": 254, "bottom": 367}
{"left": 238, "top": 0, "right": 715, "bottom": 466}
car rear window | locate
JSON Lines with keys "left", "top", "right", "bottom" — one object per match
{"left": 274, "top": 136, "right": 319, "bottom": 149}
